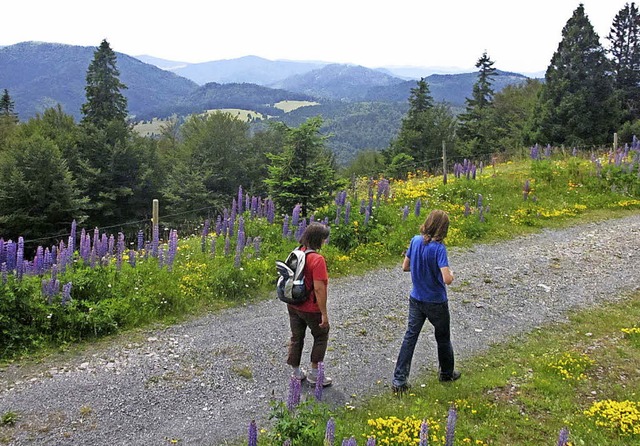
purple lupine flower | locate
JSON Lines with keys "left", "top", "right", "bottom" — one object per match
{"left": 116, "top": 233, "right": 125, "bottom": 271}
{"left": 366, "top": 437, "right": 376, "bottom": 446}
{"left": 61, "top": 282, "right": 72, "bottom": 305}
{"left": 325, "top": 418, "right": 336, "bottom": 446}
{"left": 128, "top": 249, "right": 136, "bottom": 268}
{"left": 234, "top": 229, "right": 245, "bottom": 268}
{"left": 266, "top": 199, "right": 276, "bottom": 224}
{"left": 295, "top": 218, "right": 307, "bottom": 242}
{"left": 286, "top": 375, "right": 301, "bottom": 411}
{"left": 69, "top": 220, "right": 77, "bottom": 255}
{"left": 402, "top": 205, "right": 409, "bottom": 221}
{"left": 477, "top": 194, "right": 483, "bottom": 208}
{"left": 364, "top": 207, "right": 371, "bottom": 225}
{"left": 523, "top": 179, "right": 531, "bottom": 200}
{"left": 201, "top": 219, "right": 210, "bottom": 253}
{"left": 6, "top": 240, "right": 16, "bottom": 272}
{"left": 530, "top": 144, "right": 539, "bottom": 160}
{"left": 419, "top": 419, "right": 429, "bottom": 446}
{"left": 43, "top": 248, "right": 52, "bottom": 273}
{"left": 33, "top": 246, "right": 44, "bottom": 276}
{"left": 16, "top": 237, "right": 24, "bottom": 280}
{"left": 282, "top": 215, "right": 290, "bottom": 239}
{"left": 479, "top": 206, "right": 485, "bottom": 223}
{"left": 248, "top": 419, "right": 257, "bottom": 446}
{"left": 342, "top": 437, "right": 357, "bottom": 446}
{"left": 137, "top": 230, "right": 144, "bottom": 252}
{"left": 237, "top": 186, "right": 243, "bottom": 215}
{"left": 344, "top": 202, "right": 352, "bottom": 225}
{"left": 216, "top": 214, "right": 223, "bottom": 236}
{"left": 334, "top": 206, "right": 341, "bottom": 226}
{"left": 107, "top": 234, "right": 115, "bottom": 258}
{"left": 572, "top": 147, "right": 578, "bottom": 157}
{"left": 557, "top": 427, "right": 569, "bottom": 446}
{"left": 291, "top": 204, "right": 302, "bottom": 228}
{"left": 158, "top": 246, "right": 165, "bottom": 269}
{"left": 545, "top": 144, "right": 551, "bottom": 158}
{"left": 251, "top": 196, "right": 258, "bottom": 217}
{"left": 283, "top": 440, "right": 292, "bottom": 446}
{"left": 90, "top": 246, "right": 98, "bottom": 268}
{"left": 472, "top": 164, "right": 477, "bottom": 180}
{"left": 360, "top": 199, "right": 366, "bottom": 214}
{"left": 314, "top": 362, "right": 325, "bottom": 401}
{"left": 414, "top": 198, "right": 421, "bottom": 217}
{"left": 167, "top": 229, "right": 178, "bottom": 271}
{"left": 444, "top": 407, "right": 457, "bottom": 446}
{"left": 231, "top": 199, "right": 238, "bottom": 234}
{"left": 237, "top": 216, "right": 245, "bottom": 239}
{"left": 152, "top": 224, "right": 159, "bottom": 258}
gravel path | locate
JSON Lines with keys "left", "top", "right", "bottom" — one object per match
{"left": 1, "top": 213, "right": 639, "bottom": 445}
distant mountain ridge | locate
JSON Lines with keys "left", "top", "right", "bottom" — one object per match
{"left": 0, "top": 41, "right": 532, "bottom": 162}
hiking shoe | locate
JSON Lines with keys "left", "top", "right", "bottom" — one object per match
{"left": 291, "top": 368, "right": 307, "bottom": 381}
{"left": 439, "top": 370, "right": 462, "bottom": 382}
{"left": 392, "top": 383, "right": 411, "bottom": 395}
{"left": 307, "top": 371, "right": 332, "bottom": 387}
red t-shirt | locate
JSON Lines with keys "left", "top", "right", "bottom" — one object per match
{"left": 288, "top": 249, "right": 328, "bottom": 313}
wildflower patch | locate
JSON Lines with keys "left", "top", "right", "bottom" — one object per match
{"left": 584, "top": 400, "right": 640, "bottom": 436}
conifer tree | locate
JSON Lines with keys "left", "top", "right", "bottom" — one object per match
{"left": 532, "top": 4, "right": 618, "bottom": 146}
{"left": 264, "top": 117, "right": 339, "bottom": 216}
{"left": 608, "top": 2, "right": 640, "bottom": 121}
{"left": 389, "top": 78, "right": 456, "bottom": 170}
{"left": 457, "top": 51, "right": 497, "bottom": 156}
{"left": 0, "top": 89, "right": 18, "bottom": 123}
{"left": 81, "top": 39, "right": 128, "bottom": 129}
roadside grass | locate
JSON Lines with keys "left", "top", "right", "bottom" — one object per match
{"left": 1, "top": 153, "right": 639, "bottom": 364}
{"left": 316, "top": 292, "right": 640, "bottom": 445}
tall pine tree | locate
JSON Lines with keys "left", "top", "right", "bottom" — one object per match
{"left": 608, "top": 2, "right": 640, "bottom": 121}
{"left": 457, "top": 51, "right": 497, "bottom": 156}
{"left": 532, "top": 4, "right": 618, "bottom": 147}
{"left": 264, "top": 117, "right": 339, "bottom": 216}
{"left": 389, "top": 78, "right": 456, "bottom": 171}
{"left": 81, "top": 39, "right": 128, "bottom": 129}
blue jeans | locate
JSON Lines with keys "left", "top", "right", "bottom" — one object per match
{"left": 393, "top": 298, "right": 455, "bottom": 387}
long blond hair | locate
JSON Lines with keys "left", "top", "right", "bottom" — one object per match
{"left": 420, "top": 209, "right": 449, "bottom": 244}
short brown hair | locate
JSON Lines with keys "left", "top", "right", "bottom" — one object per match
{"left": 420, "top": 209, "right": 449, "bottom": 243}
{"left": 299, "top": 222, "right": 330, "bottom": 250}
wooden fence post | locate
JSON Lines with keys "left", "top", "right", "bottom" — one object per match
{"left": 152, "top": 199, "right": 159, "bottom": 227}
{"left": 442, "top": 140, "right": 447, "bottom": 185}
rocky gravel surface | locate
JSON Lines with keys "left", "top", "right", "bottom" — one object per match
{"left": 1, "top": 213, "right": 639, "bottom": 445}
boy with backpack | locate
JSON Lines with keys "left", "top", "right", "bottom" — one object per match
{"left": 284, "top": 222, "right": 332, "bottom": 387}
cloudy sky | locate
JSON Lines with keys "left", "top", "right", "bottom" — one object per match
{"left": 4, "top": 0, "right": 628, "bottom": 74}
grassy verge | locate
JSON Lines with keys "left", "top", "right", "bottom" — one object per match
{"left": 259, "top": 292, "right": 639, "bottom": 445}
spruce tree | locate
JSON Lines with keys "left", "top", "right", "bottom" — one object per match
{"left": 457, "top": 51, "right": 497, "bottom": 156}
{"left": 0, "top": 89, "right": 18, "bottom": 122}
{"left": 81, "top": 39, "right": 128, "bottom": 128}
{"left": 532, "top": 4, "right": 618, "bottom": 146}
{"left": 389, "top": 78, "right": 456, "bottom": 170}
{"left": 608, "top": 2, "right": 640, "bottom": 121}
{"left": 264, "top": 117, "right": 339, "bottom": 216}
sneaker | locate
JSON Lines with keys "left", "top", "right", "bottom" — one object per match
{"left": 392, "top": 383, "right": 411, "bottom": 395}
{"left": 307, "top": 371, "right": 332, "bottom": 387}
{"left": 439, "top": 370, "right": 461, "bottom": 382}
{"left": 291, "top": 368, "right": 306, "bottom": 381}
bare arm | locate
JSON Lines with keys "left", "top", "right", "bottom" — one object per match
{"left": 441, "top": 266, "right": 454, "bottom": 285}
{"left": 314, "top": 280, "right": 329, "bottom": 328}
{"left": 402, "top": 256, "right": 410, "bottom": 272}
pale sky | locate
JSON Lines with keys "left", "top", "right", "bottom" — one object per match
{"left": 3, "top": 0, "right": 628, "bottom": 74}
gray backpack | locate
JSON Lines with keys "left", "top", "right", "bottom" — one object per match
{"left": 276, "top": 247, "right": 315, "bottom": 304}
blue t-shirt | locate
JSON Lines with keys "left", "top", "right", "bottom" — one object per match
{"left": 406, "top": 235, "right": 449, "bottom": 303}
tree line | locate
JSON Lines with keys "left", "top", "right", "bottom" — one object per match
{"left": 1, "top": 3, "right": 639, "bottom": 246}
